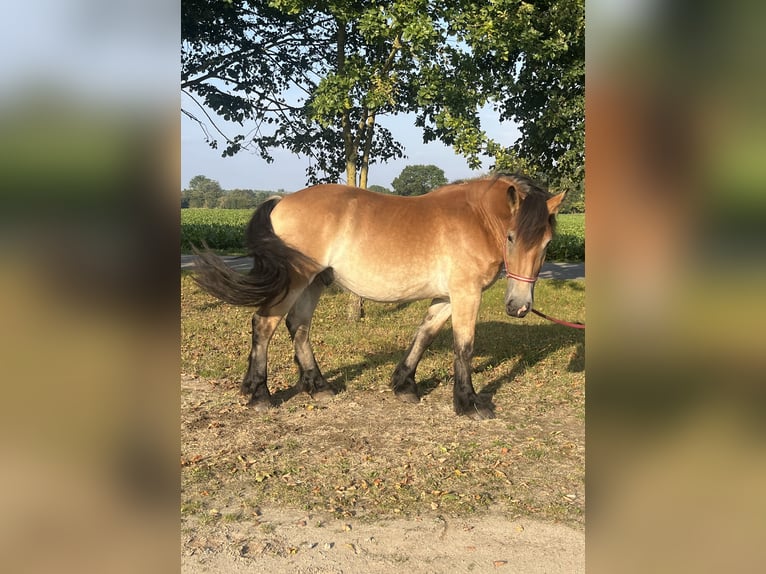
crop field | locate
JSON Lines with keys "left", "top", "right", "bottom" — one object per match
{"left": 181, "top": 208, "right": 253, "bottom": 252}
{"left": 552, "top": 213, "right": 585, "bottom": 261}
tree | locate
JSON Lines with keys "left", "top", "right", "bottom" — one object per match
{"left": 367, "top": 184, "right": 391, "bottom": 194}
{"left": 182, "top": 1, "right": 504, "bottom": 188}
{"left": 219, "top": 188, "right": 257, "bottom": 209}
{"left": 184, "top": 175, "right": 224, "bottom": 208}
{"left": 391, "top": 164, "right": 447, "bottom": 196}
{"left": 459, "top": 0, "right": 585, "bottom": 193}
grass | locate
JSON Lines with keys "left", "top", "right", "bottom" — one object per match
{"left": 181, "top": 275, "right": 584, "bottom": 526}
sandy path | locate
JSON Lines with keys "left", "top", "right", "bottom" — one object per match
{"left": 182, "top": 507, "right": 584, "bottom": 573}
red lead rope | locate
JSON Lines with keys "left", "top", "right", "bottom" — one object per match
{"left": 530, "top": 308, "right": 585, "bottom": 329}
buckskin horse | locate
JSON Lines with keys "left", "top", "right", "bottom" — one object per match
{"left": 193, "top": 172, "right": 566, "bottom": 420}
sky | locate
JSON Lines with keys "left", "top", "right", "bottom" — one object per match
{"left": 181, "top": 97, "right": 521, "bottom": 193}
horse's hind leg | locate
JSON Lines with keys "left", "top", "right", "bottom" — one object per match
{"left": 392, "top": 298, "right": 452, "bottom": 403}
{"left": 285, "top": 278, "right": 334, "bottom": 401}
{"left": 241, "top": 312, "right": 283, "bottom": 411}
{"left": 242, "top": 285, "right": 307, "bottom": 411}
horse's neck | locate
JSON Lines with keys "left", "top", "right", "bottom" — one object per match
{"left": 469, "top": 185, "right": 509, "bottom": 252}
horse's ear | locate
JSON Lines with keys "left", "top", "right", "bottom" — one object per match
{"left": 547, "top": 191, "right": 567, "bottom": 215}
{"left": 507, "top": 185, "right": 522, "bottom": 209}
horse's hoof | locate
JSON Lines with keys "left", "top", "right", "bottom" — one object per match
{"left": 248, "top": 399, "right": 274, "bottom": 412}
{"left": 395, "top": 389, "right": 420, "bottom": 404}
{"left": 456, "top": 401, "right": 495, "bottom": 420}
{"left": 311, "top": 388, "right": 336, "bottom": 402}
{"left": 467, "top": 406, "right": 496, "bottom": 420}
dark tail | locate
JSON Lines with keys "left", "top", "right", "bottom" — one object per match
{"left": 192, "top": 198, "right": 317, "bottom": 308}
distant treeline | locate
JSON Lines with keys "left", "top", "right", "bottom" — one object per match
{"left": 181, "top": 187, "right": 283, "bottom": 209}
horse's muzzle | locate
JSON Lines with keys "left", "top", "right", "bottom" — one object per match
{"left": 506, "top": 302, "right": 530, "bottom": 318}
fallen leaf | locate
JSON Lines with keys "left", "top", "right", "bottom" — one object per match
{"left": 493, "top": 560, "right": 508, "bottom": 568}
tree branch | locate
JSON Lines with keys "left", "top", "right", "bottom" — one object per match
{"left": 182, "top": 89, "right": 239, "bottom": 146}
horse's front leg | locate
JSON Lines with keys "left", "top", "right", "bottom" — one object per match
{"left": 450, "top": 294, "right": 495, "bottom": 420}
{"left": 391, "top": 298, "right": 452, "bottom": 402}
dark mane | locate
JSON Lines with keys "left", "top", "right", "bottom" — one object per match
{"left": 493, "top": 172, "right": 556, "bottom": 248}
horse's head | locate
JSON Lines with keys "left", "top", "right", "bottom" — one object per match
{"left": 503, "top": 179, "right": 567, "bottom": 318}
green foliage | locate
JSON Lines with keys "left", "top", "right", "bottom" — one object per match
{"left": 468, "top": 0, "right": 585, "bottom": 191}
{"left": 218, "top": 189, "right": 256, "bottom": 209}
{"left": 181, "top": 208, "right": 253, "bottom": 251}
{"left": 560, "top": 180, "right": 585, "bottom": 214}
{"left": 182, "top": 174, "right": 280, "bottom": 209}
{"left": 183, "top": 1, "right": 584, "bottom": 196}
{"left": 367, "top": 184, "right": 392, "bottom": 194}
{"left": 218, "top": 188, "right": 277, "bottom": 209}
{"left": 391, "top": 164, "right": 447, "bottom": 196}
{"left": 548, "top": 213, "right": 584, "bottom": 261}
{"left": 184, "top": 174, "right": 223, "bottom": 208}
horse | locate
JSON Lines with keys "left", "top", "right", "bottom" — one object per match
{"left": 192, "top": 172, "right": 566, "bottom": 420}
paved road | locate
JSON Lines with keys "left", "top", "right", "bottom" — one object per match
{"left": 182, "top": 254, "right": 584, "bottom": 280}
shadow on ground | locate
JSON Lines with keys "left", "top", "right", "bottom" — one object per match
{"left": 295, "top": 321, "right": 586, "bottom": 408}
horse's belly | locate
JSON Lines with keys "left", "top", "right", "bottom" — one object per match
{"left": 331, "top": 267, "right": 446, "bottom": 302}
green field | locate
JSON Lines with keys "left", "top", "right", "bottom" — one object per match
{"left": 551, "top": 213, "right": 585, "bottom": 261}
{"left": 181, "top": 208, "right": 253, "bottom": 252}
{"left": 182, "top": 209, "right": 584, "bottom": 261}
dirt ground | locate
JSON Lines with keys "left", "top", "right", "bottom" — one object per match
{"left": 182, "top": 507, "right": 584, "bottom": 573}
{"left": 181, "top": 368, "right": 584, "bottom": 573}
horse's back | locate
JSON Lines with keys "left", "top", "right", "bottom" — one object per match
{"left": 271, "top": 184, "right": 439, "bottom": 256}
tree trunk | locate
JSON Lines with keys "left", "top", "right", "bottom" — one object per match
{"left": 345, "top": 141, "right": 364, "bottom": 319}
{"left": 345, "top": 112, "right": 377, "bottom": 321}
{"left": 334, "top": 19, "right": 365, "bottom": 322}
{"left": 359, "top": 112, "right": 375, "bottom": 189}
{"left": 346, "top": 292, "right": 365, "bottom": 321}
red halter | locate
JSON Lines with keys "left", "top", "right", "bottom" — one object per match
{"left": 503, "top": 248, "right": 538, "bottom": 283}
{"left": 505, "top": 270, "right": 538, "bottom": 283}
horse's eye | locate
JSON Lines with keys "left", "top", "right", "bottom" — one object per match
{"left": 507, "top": 234, "right": 514, "bottom": 244}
